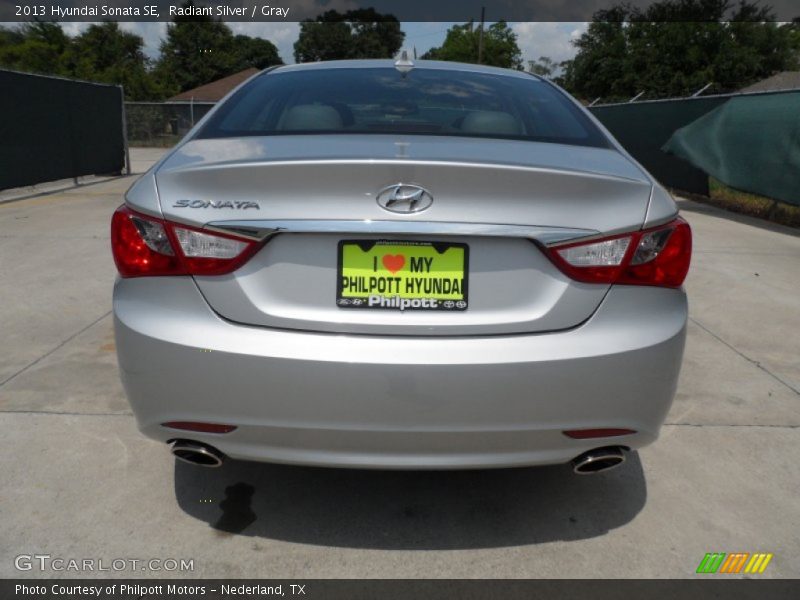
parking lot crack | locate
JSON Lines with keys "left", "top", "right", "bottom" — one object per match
{"left": 690, "top": 317, "right": 800, "bottom": 397}
{"left": 0, "top": 310, "right": 112, "bottom": 388}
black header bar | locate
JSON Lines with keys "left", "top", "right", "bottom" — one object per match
{"left": 4, "top": 579, "right": 800, "bottom": 600}
{"left": 1, "top": 0, "right": 799, "bottom": 22}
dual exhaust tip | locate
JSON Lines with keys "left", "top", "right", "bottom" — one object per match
{"left": 170, "top": 440, "right": 627, "bottom": 475}
{"left": 171, "top": 440, "right": 225, "bottom": 468}
{"left": 571, "top": 446, "right": 626, "bottom": 475}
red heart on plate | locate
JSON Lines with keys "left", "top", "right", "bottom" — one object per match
{"left": 382, "top": 254, "right": 405, "bottom": 274}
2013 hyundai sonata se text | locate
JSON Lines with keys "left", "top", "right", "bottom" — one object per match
{"left": 111, "top": 59, "right": 691, "bottom": 474}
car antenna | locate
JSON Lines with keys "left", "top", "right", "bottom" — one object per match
{"left": 395, "top": 50, "right": 414, "bottom": 77}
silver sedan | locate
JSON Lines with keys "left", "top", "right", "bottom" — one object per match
{"left": 111, "top": 59, "right": 691, "bottom": 474}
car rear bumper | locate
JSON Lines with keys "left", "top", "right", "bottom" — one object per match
{"left": 114, "top": 278, "right": 687, "bottom": 469}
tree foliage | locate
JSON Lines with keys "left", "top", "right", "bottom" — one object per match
{"left": 294, "top": 8, "right": 404, "bottom": 62}
{"left": 559, "top": 0, "right": 800, "bottom": 101}
{"left": 68, "top": 23, "right": 166, "bottom": 100}
{"left": 0, "top": 1, "right": 283, "bottom": 100}
{"left": 421, "top": 21, "right": 523, "bottom": 70}
{"left": 232, "top": 35, "right": 283, "bottom": 70}
{"left": 0, "top": 22, "right": 71, "bottom": 76}
{"left": 0, "top": 21, "right": 171, "bottom": 100}
{"left": 156, "top": 2, "right": 281, "bottom": 95}
{"left": 527, "top": 56, "right": 560, "bottom": 78}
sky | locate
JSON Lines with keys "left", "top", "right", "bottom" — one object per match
{"left": 55, "top": 21, "right": 588, "bottom": 67}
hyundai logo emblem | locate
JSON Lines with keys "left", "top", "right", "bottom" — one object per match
{"left": 376, "top": 184, "right": 433, "bottom": 214}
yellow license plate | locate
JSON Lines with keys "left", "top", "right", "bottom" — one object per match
{"left": 337, "top": 240, "right": 469, "bottom": 311}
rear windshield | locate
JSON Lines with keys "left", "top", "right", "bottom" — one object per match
{"left": 196, "top": 67, "right": 609, "bottom": 148}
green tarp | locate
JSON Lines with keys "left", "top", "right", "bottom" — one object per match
{"left": 663, "top": 91, "right": 800, "bottom": 207}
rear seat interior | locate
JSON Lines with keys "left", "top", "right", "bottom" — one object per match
{"left": 278, "top": 104, "right": 524, "bottom": 136}
{"left": 280, "top": 104, "right": 344, "bottom": 130}
{"left": 460, "top": 110, "right": 523, "bottom": 135}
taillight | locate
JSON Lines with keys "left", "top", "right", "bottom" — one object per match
{"left": 111, "top": 207, "right": 184, "bottom": 277}
{"left": 547, "top": 217, "right": 692, "bottom": 288}
{"left": 172, "top": 226, "right": 255, "bottom": 276}
{"left": 111, "top": 205, "right": 257, "bottom": 278}
{"left": 620, "top": 218, "right": 692, "bottom": 287}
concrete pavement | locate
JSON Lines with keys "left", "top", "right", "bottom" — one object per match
{"left": 1, "top": 149, "right": 798, "bottom": 578}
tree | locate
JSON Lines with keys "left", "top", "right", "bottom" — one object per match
{"left": 156, "top": 1, "right": 282, "bottom": 94}
{"left": 232, "top": 35, "right": 282, "bottom": 70}
{"left": 785, "top": 17, "right": 800, "bottom": 55}
{"left": 0, "top": 22, "right": 166, "bottom": 100}
{"left": 560, "top": 0, "right": 800, "bottom": 102}
{"left": 0, "top": 6, "right": 283, "bottom": 100}
{"left": 156, "top": 6, "right": 239, "bottom": 94}
{"left": 528, "top": 56, "right": 558, "bottom": 78}
{"left": 0, "top": 22, "right": 71, "bottom": 76}
{"left": 294, "top": 12, "right": 351, "bottom": 62}
{"left": 421, "top": 21, "right": 523, "bottom": 70}
{"left": 65, "top": 23, "right": 165, "bottom": 100}
{"left": 558, "top": 8, "right": 632, "bottom": 100}
{"left": 346, "top": 9, "right": 405, "bottom": 59}
{"left": 293, "top": 8, "right": 404, "bottom": 62}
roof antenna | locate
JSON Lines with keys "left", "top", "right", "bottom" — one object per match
{"left": 395, "top": 50, "right": 414, "bottom": 77}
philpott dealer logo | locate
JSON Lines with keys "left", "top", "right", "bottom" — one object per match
{"left": 696, "top": 552, "right": 774, "bottom": 574}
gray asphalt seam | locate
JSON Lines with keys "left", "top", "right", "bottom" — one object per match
{"left": 0, "top": 175, "right": 134, "bottom": 205}
{"left": 664, "top": 423, "right": 799, "bottom": 428}
{"left": 690, "top": 317, "right": 800, "bottom": 396}
{"left": 0, "top": 310, "right": 112, "bottom": 388}
{"left": 0, "top": 410, "right": 132, "bottom": 416}
{"left": 0, "top": 235, "right": 110, "bottom": 239}
{"left": 693, "top": 250, "right": 800, "bottom": 256}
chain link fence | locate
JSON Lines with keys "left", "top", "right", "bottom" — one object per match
{"left": 125, "top": 101, "right": 215, "bottom": 147}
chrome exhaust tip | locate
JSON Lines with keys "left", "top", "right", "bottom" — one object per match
{"left": 571, "top": 446, "right": 626, "bottom": 475}
{"left": 170, "top": 440, "right": 224, "bottom": 468}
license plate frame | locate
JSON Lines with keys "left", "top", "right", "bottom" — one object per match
{"left": 336, "top": 240, "right": 469, "bottom": 311}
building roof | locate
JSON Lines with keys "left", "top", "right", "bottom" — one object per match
{"left": 167, "top": 68, "right": 260, "bottom": 103}
{"left": 739, "top": 71, "right": 800, "bottom": 93}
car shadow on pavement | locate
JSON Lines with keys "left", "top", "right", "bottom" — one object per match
{"left": 173, "top": 453, "right": 647, "bottom": 550}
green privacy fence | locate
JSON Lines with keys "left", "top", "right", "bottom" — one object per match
{"left": 0, "top": 69, "right": 126, "bottom": 190}
{"left": 589, "top": 96, "right": 728, "bottom": 196}
{"left": 589, "top": 90, "right": 800, "bottom": 206}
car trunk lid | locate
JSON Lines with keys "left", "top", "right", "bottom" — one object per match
{"left": 153, "top": 135, "right": 653, "bottom": 336}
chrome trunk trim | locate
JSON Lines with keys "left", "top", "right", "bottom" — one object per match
{"left": 205, "top": 219, "right": 597, "bottom": 246}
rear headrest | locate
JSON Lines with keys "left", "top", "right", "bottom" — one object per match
{"left": 281, "top": 104, "right": 343, "bottom": 131}
{"left": 461, "top": 110, "right": 522, "bottom": 135}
